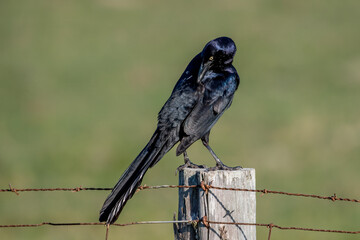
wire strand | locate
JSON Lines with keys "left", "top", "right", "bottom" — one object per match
{"left": 0, "top": 220, "right": 359, "bottom": 235}
{"left": 1, "top": 183, "right": 359, "bottom": 203}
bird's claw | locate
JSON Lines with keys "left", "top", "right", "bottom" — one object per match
{"left": 176, "top": 160, "right": 207, "bottom": 175}
{"left": 208, "top": 163, "right": 242, "bottom": 171}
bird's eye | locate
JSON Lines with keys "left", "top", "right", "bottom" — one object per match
{"left": 209, "top": 56, "right": 214, "bottom": 61}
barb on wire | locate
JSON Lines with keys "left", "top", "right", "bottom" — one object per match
{"left": 0, "top": 220, "right": 359, "bottom": 235}
{"left": 1, "top": 183, "right": 359, "bottom": 203}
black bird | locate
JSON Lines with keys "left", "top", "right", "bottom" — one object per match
{"left": 99, "top": 37, "right": 241, "bottom": 224}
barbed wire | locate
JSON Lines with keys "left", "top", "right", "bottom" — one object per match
{"left": 0, "top": 219, "right": 359, "bottom": 237}
{"left": 1, "top": 182, "right": 359, "bottom": 203}
{"left": 0, "top": 220, "right": 191, "bottom": 228}
{"left": 1, "top": 182, "right": 359, "bottom": 239}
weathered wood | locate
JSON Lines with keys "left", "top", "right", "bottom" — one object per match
{"left": 175, "top": 169, "right": 206, "bottom": 239}
{"left": 175, "top": 168, "right": 256, "bottom": 240}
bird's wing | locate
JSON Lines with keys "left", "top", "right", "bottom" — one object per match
{"left": 157, "top": 53, "right": 202, "bottom": 133}
{"left": 176, "top": 73, "right": 239, "bottom": 155}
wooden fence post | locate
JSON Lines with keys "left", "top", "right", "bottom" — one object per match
{"left": 174, "top": 168, "right": 256, "bottom": 240}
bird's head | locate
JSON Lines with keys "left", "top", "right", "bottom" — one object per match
{"left": 198, "top": 37, "right": 237, "bottom": 82}
{"left": 202, "top": 37, "right": 236, "bottom": 66}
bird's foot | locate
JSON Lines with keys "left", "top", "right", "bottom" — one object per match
{"left": 176, "top": 160, "right": 207, "bottom": 174}
{"left": 208, "top": 163, "right": 242, "bottom": 171}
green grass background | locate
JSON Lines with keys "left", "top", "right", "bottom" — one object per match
{"left": 1, "top": 0, "right": 359, "bottom": 239}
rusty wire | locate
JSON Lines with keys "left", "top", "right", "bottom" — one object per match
{"left": 198, "top": 181, "right": 360, "bottom": 203}
{"left": 0, "top": 219, "right": 359, "bottom": 235}
{"left": 0, "top": 220, "right": 193, "bottom": 228}
{"left": 0, "top": 184, "right": 112, "bottom": 194}
{"left": 1, "top": 182, "right": 359, "bottom": 203}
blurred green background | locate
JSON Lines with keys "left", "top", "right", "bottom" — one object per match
{"left": 1, "top": 0, "right": 359, "bottom": 239}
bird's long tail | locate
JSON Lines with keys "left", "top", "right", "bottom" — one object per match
{"left": 99, "top": 128, "right": 173, "bottom": 224}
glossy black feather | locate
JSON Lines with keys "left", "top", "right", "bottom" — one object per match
{"left": 99, "top": 37, "right": 239, "bottom": 224}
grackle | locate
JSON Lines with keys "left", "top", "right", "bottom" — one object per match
{"left": 99, "top": 37, "right": 241, "bottom": 224}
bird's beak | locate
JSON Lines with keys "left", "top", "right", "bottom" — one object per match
{"left": 198, "top": 61, "right": 212, "bottom": 83}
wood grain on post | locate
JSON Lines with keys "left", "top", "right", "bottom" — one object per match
{"left": 175, "top": 168, "right": 256, "bottom": 240}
